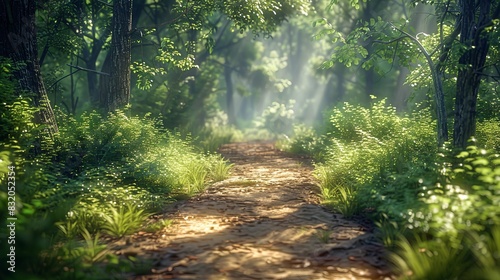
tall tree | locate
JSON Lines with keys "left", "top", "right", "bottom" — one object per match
{"left": 0, "top": 0, "right": 58, "bottom": 135}
{"left": 100, "top": 0, "right": 133, "bottom": 113}
{"left": 453, "top": 0, "right": 498, "bottom": 148}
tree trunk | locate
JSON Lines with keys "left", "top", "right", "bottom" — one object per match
{"left": 224, "top": 64, "right": 236, "bottom": 125}
{"left": 100, "top": 0, "right": 132, "bottom": 113}
{"left": 453, "top": 0, "right": 492, "bottom": 148}
{"left": 0, "top": 0, "right": 58, "bottom": 136}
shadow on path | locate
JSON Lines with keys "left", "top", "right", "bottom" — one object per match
{"left": 114, "top": 141, "right": 394, "bottom": 280}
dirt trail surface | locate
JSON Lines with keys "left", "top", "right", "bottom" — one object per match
{"left": 118, "top": 142, "right": 394, "bottom": 280}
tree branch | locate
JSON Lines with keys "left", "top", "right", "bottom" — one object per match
{"left": 389, "top": 23, "right": 448, "bottom": 144}
{"left": 67, "top": 64, "right": 110, "bottom": 76}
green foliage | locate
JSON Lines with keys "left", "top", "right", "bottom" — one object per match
{"left": 467, "top": 227, "right": 500, "bottom": 279}
{"left": 324, "top": 98, "right": 405, "bottom": 142}
{"left": 100, "top": 203, "right": 149, "bottom": 238}
{"left": 220, "top": 0, "right": 310, "bottom": 36}
{"left": 208, "top": 155, "right": 234, "bottom": 182}
{"left": 326, "top": 184, "right": 361, "bottom": 218}
{"left": 316, "top": 229, "right": 332, "bottom": 243}
{"left": 69, "top": 228, "right": 110, "bottom": 265}
{"left": 191, "top": 108, "right": 244, "bottom": 152}
{"left": 280, "top": 124, "right": 326, "bottom": 160}
{"left": 39, "top": 109, "right": 232, "bottom": 210}
{"left": 195, "top": 126, "right": 242, "bottom": 152}
{"left": 406, "top": 146, "right": 500, "bottom": 242}
{"left": 287, "top": 89, "right": 499, "bottom": 278}
{"left": 375, "top": 214, "right": 408, "bottom": 249}
{"left": 390, "top": 234, "right": 473, "bottom": 280}
{"left": 477, "top": 85, "right": 500, "bottom": 122}
{"left": 56, "top": 219, "right": 81, "bottom": 240}
{"left": 311, "top": 99, "right": 436, "bottom": 220}
{"left": 390, "top": 227, "right": 500, "bottom": 280}
{"left": 255, "top": 100, "right": 296, "bottom": 137}
{"left": 0, "top": 61, "right": 231, "bottom": 278}
{"left": 288, "top": 96, "right": 488, "bottom": 278}
{"left": 476, "top": 119, "right": 500, "bottom": 152}
{"left": 178, "top": 160, "right": 209, "bottom": 196}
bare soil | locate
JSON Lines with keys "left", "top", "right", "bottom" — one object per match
{"left": 115, "top": 141, "right": 395, "bottom": 280}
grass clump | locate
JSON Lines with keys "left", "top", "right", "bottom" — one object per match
{"left": 390, "top": 235, "right": 473, "bottom": 280}
{"left": 316, "top": 229, "right": 332, "bottom": 243}
{"left": 100, "top": 203, "right": 149, "bottom": 238}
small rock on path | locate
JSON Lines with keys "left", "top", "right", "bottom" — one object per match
{"left": 119, "top": 141, "right": 394, "bottom": 280}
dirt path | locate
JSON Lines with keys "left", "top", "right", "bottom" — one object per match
{"left": 118, "top": 142, "right": 394, "bottom": 280}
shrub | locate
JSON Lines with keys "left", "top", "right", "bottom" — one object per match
{"left": 254, "top": 100, "right": 296, "bottom": 137}
{"left": 286, "top": 91, "right": 499, "bottom": 279}
{"left": 389, "top": 146, "right": 500, "bottom": 279}
{"left": 322, "top": 98, "right": 403, "bottom": 143}
{"left": 100, "top": 203, "right": 149, "bottom": 238}
{"left": 280, "top": 124, "right": 326, "bottom": 160}
{"left": 313, "top": 99, "right": 436, "bottom": 220}
{"left": 390, "top": 234, "right": 473, "bottom": 280}
{"left": 406, "top": 145, "right": 500, "bottom": 241}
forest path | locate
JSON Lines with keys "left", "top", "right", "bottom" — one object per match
{"left": 122, "top": 142, "right": 393, "bottom": 280}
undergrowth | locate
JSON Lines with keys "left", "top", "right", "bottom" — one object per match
{"left": 0, "top": 59, "right": 232, "bottom": 279}
{"left": 285, "top": 97, "right": 500, "bottom": 279}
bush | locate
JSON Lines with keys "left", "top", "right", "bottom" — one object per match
{"left": 322, "top": 98, "right": 404, "bottom": 143}
{"left": 312, "top": 99, "right": 437, "bottom": 219}
{"left": 254, "top": 100, "right": 296, "bottom": 137}
{"left": 406, "top": 145, "right": 500, "bottom": 241}
{"left": 280, "top": 124, "right": 326, "bottom": 160}
{"left": 285, "top": 94, "right": 499, "bottom": 279}
{"left": 32, "top": 110, "right": 232, "bottom": 212}
{"left": 385, "top": 145, "right": 499, "bottom": 279}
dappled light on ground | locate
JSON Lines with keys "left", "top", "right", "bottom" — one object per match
{"left": 114, "top": 142, "right": 394, "bottom": 279}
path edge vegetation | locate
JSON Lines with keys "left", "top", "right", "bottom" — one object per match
{"left": 280, "top": 97, "right": 500, "bottom": 279}
{"left": 299, "top": 1, "right": 500, "bottom": 278}
{"left": 0, "top": 58, "right": 233, "bottom": 278}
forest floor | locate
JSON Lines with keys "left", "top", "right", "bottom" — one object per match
{"left": 114, "top": 141, "right": 395, "bottom": 280}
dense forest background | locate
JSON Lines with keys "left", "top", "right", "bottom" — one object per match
{"left": 1, "top": 0, "right": 499, "bottom": 279}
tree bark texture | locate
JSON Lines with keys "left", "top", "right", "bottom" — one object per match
{"left": 100, "top": 0, "right": 132, "bottom": 113}
{"left": 453, "top": 0, "right": 492, "bottom": 148}
{"left": 0, "top": 0, "right": 58, "bottom": 135}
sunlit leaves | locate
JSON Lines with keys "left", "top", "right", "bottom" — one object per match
{"left": 247, "top": 49, "right": 290, "bottom": 92}
{"left": 219, "top": 0, "right": 311, "bottom": 36}
{"left": 327, "top": 0, "right": 367, "bottom": 10}
{"left": 131, "top": 62, "right": 165, "bottom": 90}
{"left": 156, "top": 38, "right": 197, "bottom": 71}
{"left": 312, "top": 98, "right": 437, "bottom": 222}
{"left": 411, "top": 146, "right": 500, "bottom": 243}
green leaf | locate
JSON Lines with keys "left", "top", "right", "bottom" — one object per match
{"left": 472, "top": 158, "right": 489, "bottom": 166}
{"left": 475, "top": 167, "right": 492, "bottom": 175}
{"left": 457, "top": 151, "right": 469, "bottom": 158}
